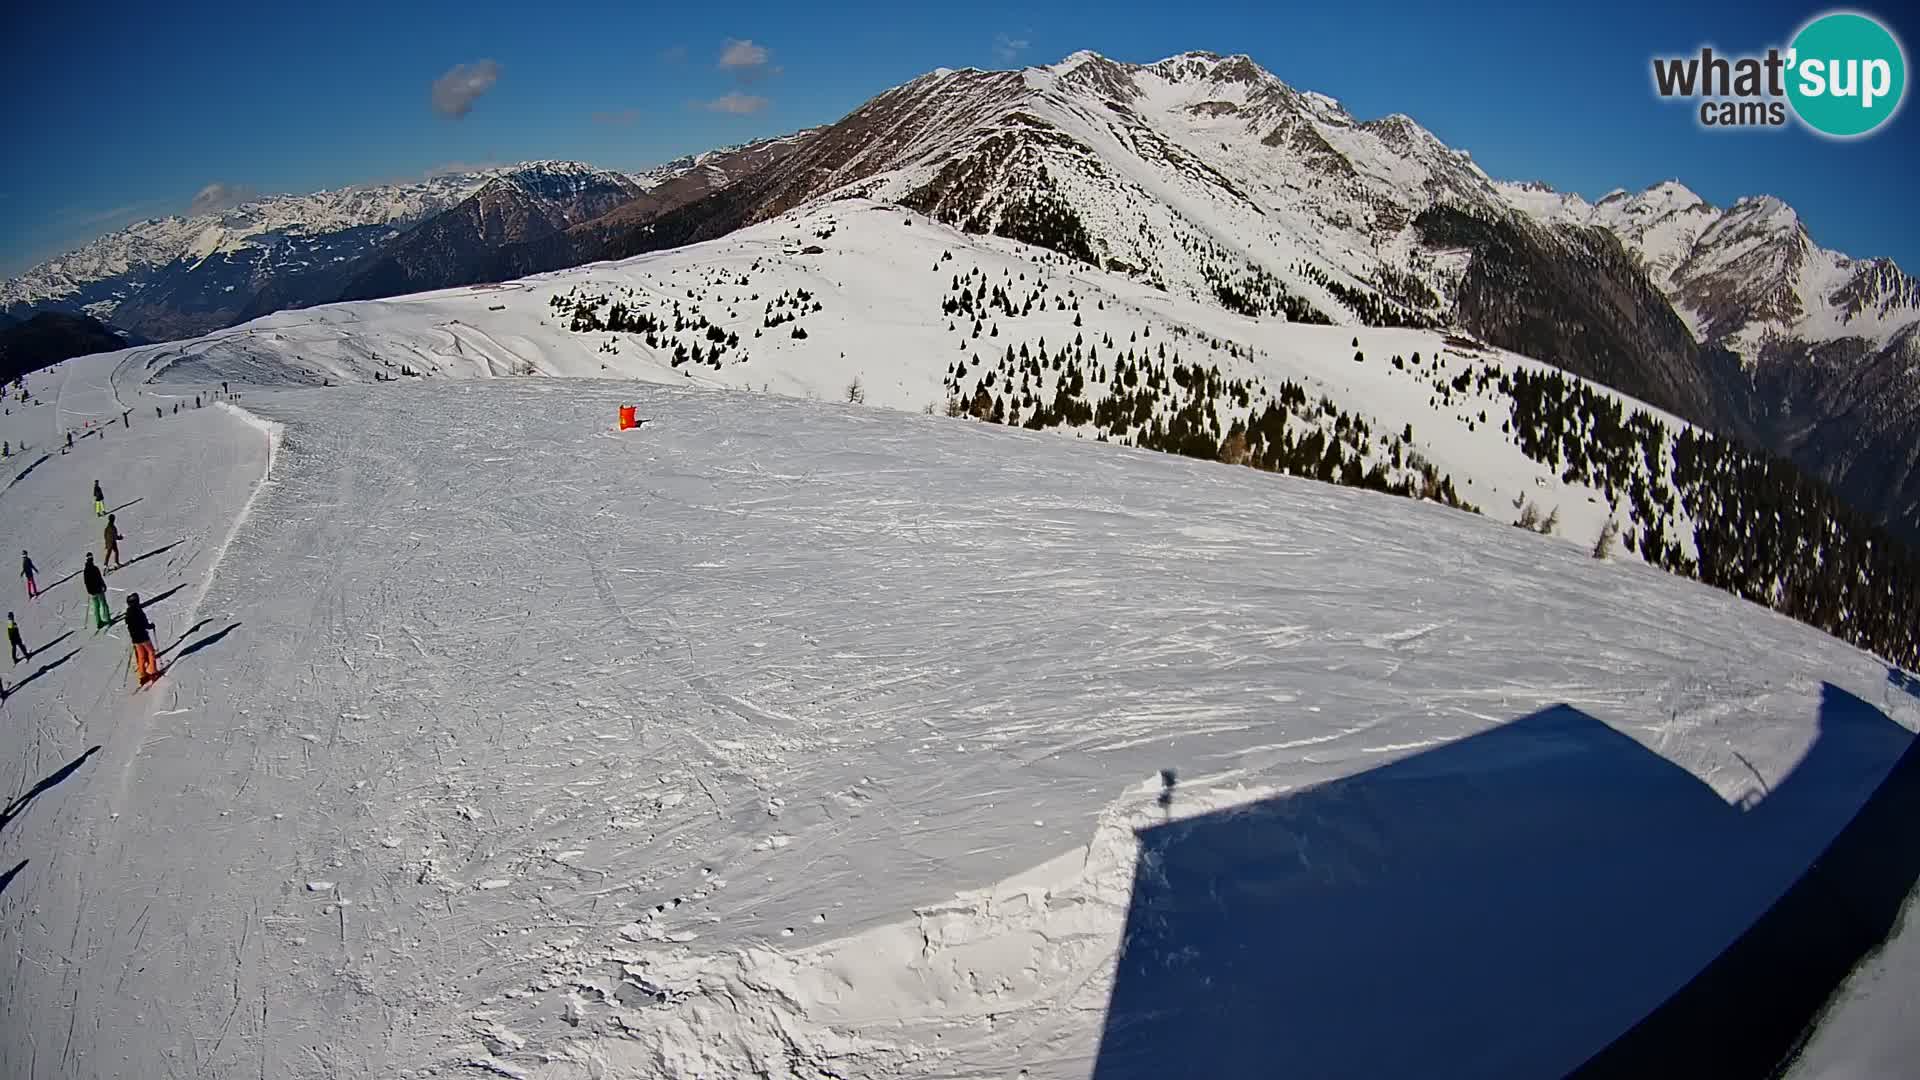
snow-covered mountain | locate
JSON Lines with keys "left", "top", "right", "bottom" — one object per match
{"left": 7, "top": 49, "right": 1917, "bottom": 538}
{"left": 627, "top": 129, "right": 824, "bottom": 195}
{"left": 515, "top": 48, "right": 1900, "bottom": 543}
{"left": 541, "top": 51, "right": 1511, "bottom": 322}
{"left": 470, "top": 52, "right": 1752, "bottom": 444}
{"left": 2, "top": 171, "right": 491, "bottom": 328}
{"left": 1501, "top": 178, "right": 1920, "bottom": 356}
{"left": 339, "top": 135, "right": 820, "bottom": 304}
{"left": 118, "top": 195, "right": 1920, "bottom": 674}
{"left": 0, "top": 160, "right": 730, "bottom": 341}
{"left": 1498, "top": 177, "right": 1920, "bottom": 539}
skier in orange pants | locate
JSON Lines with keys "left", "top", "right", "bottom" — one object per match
{"left": 124, "top": 593, "right": 158, "bottom": 686}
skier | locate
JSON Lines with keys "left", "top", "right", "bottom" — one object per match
{"left": 222, "top": 381, "right": 229, "bottom": 395}
{"left": 20, "top": 550, "right": 37, "bottom": 600}
{"left": 155, "top": 406, "right": 162, "bottom": 420}
{"left": 103, "top": 515, "right": 124, "bottom": 570}
{"left": 125, "top": 593, "right": 158, "bottom": 687}
{"left": 93, "top": 480, "right": 105, "bottom": 517}
{"left": 64, "top": 431, "right": 73, "bottom": 453}
{"left": 82, "top": 554, "right": 109, "bottom": 631}
{"left": 7, "top": 612, "right": 26, "bottom": 664}
{"left": 194, "top": 395, "right": 201, "bottom": 408}
{"left": 123, "top": 408, "right": 131, "bottom": 428}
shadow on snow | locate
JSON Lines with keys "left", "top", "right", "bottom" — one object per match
{"left": 24, "top": 630, "right": 74, "bottom": 662}
{"left": 0, "top": 745, "right": 101, "bottom": 836}
{"left": 2, "top": 454, "right": 52, "bottom": 493}
{"left": 111, "top": 582, "right": 188, "bottom": 623}
{"left": 112, "top": 542, "right": 181, "bottom": 574}
{"left": 1091, "top": 685, "right": 1920, "bottom": 1080}
{"left": 170, "top": 622, "right": 240, "bottom": 666}
{"left": 6, "top": 648, "right": 82, "bottom": 696}
{"left": 157, "top": 619, "right": 213, "bottom": 659}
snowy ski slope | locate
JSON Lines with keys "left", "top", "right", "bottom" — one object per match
{"left": 1, "top": 340, "right": 1915, "bottom": 1078}
{"left": 128, "top": 201, "right": 1704, "bottom": 565}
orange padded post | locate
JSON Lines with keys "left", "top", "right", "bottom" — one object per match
{"left": 618, "top": 405, "right": 637, "bottom": 430}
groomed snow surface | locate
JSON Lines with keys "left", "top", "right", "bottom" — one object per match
{"left": 2, "top": 347, "right": 1917, "bottom": 1078}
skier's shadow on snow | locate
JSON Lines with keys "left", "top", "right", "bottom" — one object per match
{"left": 7, "top": 648, "right": 81, "bottom": 695}
{"left": 0, "top": 744, "right": 100, "bottom": 836}
{"left": 2, "top": 453, "right": 50, "bottom": 490}
{"left": 0, "top": 859, "right": 25, "bottom": 897}
{"left": 158, "top": 619, "right": 213, "bottom": 659}
{"left": 114, "top": 542, "right": 180, "bottom": 573}
{"left": 25, "top": 630, "right": 74, "bottom": 662}
{"left": 1091, "top": 686, "right": 1920, "bottom": 1080}
{"left": 107, "top": 583, "right": 189, "bottom": 626}
{"left": 167, "top": 622, "right": 240, "bottom": 667}
{"left": 140, "top": 580, "right": 185, "bottom": 607}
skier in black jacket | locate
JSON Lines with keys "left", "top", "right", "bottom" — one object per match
{"left": 125, "top": 593, "right": 158, "bottom": 686}
{"left": 82, "top": 554, "right": 109, "bottom": 630}
{"left": 7, "top": 612, "right": 26, "bottom": 664}
{"left": 93, "top": 480, "right": 105, "bottom": 517}
{"left": 20, "top": 550, "right": 37, "bottom": 600}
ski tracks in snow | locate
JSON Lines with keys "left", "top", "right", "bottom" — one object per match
{"left": 4, "top": 368, "right": 1914, "bottom": 1079}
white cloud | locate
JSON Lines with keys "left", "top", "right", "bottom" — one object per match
{"left": 993, "top": 33, "right": 1031, "bottom": 64}
{"left": 431, "top": 59, "right": 502, "bottom": 120}
{"left": 718, "top": 39, "right": 769, "bottom": 71}
{"left": 700, "top": 92, "right": 769, "bottom": 115}
{"left": 187, "top": 182, "right": 258, "bottom": 216}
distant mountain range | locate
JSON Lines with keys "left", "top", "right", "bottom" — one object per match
{"left": 0, "top": 143, "right": 814, "bottom": 343}
{"left": 4, "top": 51, "right": 1916, "bottom": 539}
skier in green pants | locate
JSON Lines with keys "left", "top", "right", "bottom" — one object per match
{"left": 82, "top": 554, "right": 110, "bottom": 630}
{"left": 93, "top": 480, "right": 106, "bottom": 517}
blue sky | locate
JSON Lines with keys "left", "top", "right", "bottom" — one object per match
{"left": 2, "top": 0, "right": 1914, "bottom": 278}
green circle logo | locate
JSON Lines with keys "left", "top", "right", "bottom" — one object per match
{"left": 1787, "top": 11, "right": 1907, "bottom": 137}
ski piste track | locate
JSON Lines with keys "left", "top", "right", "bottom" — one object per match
{"left": 1, "top": 348, "right": 1917, "bottom": 1079}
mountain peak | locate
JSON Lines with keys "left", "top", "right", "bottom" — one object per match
{"left": 1050, "top": 49, "right": 1107, "bottom": 72}
{"left": 1730, "top": 193, "right": 1794, "bottom": 217}
{"left": 1144, "top": 50, "right": 1274, "bottom": 87}
{"left": 1637, "top": 179, "right": 1708, "bottom": 211}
